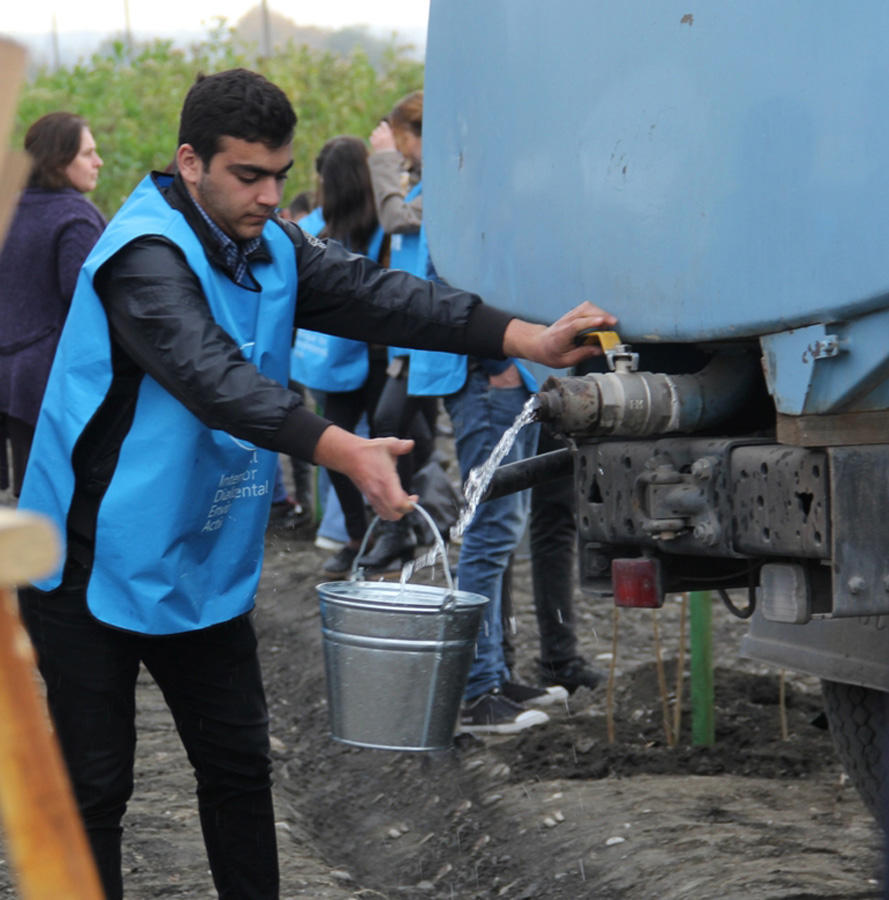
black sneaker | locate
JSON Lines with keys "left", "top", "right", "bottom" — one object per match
{"left": 357, "top": 518, "right": 417, "bottom": 574}
{"left": 538, "top": 657, "right": 605, "bottom": 695}
{"left": 281, "top": 503, "right": 313, "bottom": 535}
{"left": 458, "top": 690, "right": 549, "bottom": 735}
{"left": 321, "top": 545, "right": 359, "bottom": 577}
{"left": 501, "top": 680, "right": 569, "bottom": 707}
{"left": 266, "top": 496, "right": 297, "bottom": 528}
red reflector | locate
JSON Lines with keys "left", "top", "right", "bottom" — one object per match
{"left": 611, "top": 558, "right": 663, "bottom": 608}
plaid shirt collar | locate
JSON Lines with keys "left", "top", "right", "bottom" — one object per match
{"left": 188, "top": 193, "right": 262, "bottom": 287}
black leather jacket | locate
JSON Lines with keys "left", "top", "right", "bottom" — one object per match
{"left": 94, "top": 173, "right": 511, "bottom": 464}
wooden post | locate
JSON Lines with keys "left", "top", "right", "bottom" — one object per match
{"left": 0, "top": 39, "right": 104, "bottom": 896}
{"left": 0, "top": 509, "right": 105, "bottom": 899}
{"left": 689, "top": 590, "right": 715, "bottom": 746}
{"left": 606, "top": 606, "right": 619, "bottom": 744}
{"left": 0, "top": 40, "right": 31, "bottom": 245}
{"left": 651, "top": 609, "right": 674, "bottom": 747}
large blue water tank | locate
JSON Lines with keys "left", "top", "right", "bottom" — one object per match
{"left": 423, "top": 0, "right": 889, "bottom": 343}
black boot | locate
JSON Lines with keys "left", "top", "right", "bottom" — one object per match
{"left": 357, "top": 518, "right": 417, "bottom": 573}
{"left": 538, "top": 657, "right": 605, "bottom": 695}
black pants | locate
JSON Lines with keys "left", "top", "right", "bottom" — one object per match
{"left": 19, "top": 574, "right": 277, "bottom": 900}
{"left": 501, "top": 425, "right": 579, "bottom": 670}
{"left": 286, "top": 381, "right": 315, "bottom": 507}
{"left": 322, "top": 354, "right": 388, "bottom": 542}
{"left": 372, "top": 368, "right": 438, "bottom": 490}
{"left": 529, "top": 425, "right": 579, "bottom": 663}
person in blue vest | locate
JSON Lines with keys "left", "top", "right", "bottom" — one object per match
{"left": 372, "top": 93, "right": 583, "bottom": 730}
{"left": 406, "top": 228, "right": 579, "bottom": 733}
{"left": 291, "top": 135, "right": 391, "bottom": 575}
{"left": 281, "top": 188, "right": 353, "bottom": 545}
{"left": 16, "top": 68, "right": 617, "bottom": 899}
{"left": 360, "top": 90, "right": 441, "bottom": 572}
{"left": 279, "top": 189, "right": 314, "bottom": 224}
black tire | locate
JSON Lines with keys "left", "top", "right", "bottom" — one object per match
{"left": 821, "top": 678, "right": 889, "bottom": 829}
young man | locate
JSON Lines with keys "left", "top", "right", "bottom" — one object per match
{"left": 17, "top": 68, "right": 616, "bottom": 899}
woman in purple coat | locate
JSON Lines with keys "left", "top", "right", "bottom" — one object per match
{"left": 0, "top": 112, "right": 105, "bottom": 495}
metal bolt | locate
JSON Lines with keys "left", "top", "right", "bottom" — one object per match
{"left": 693, "top": 522, "right": 719, "bottom": 546}
{"left": 587, "top": 553, "right": 610, "bottom": 574}
{"left": 691, "top": 458, "right": 714, "bottom": 481}
{"left": 882, "top": 575, "right": 889, "bottom": 593}
{"left": 809, "top": 336, "right": 842, "bottom": 358}
{"left": 848, "top": 576, "right": 866, "bottom": 595}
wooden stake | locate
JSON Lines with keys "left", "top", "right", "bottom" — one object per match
{"left": 0, "top": 511, "right": 104, "bottom": 899}
{"left": 0, "top": 510, "right": 60, "bottom": 590}
{"left": 606, "top": 606, "right": 619, "bottom": 744}
{"left": 0, "top": 40, "right": 31, "bottom": 248}
{"left": 0, "top": 40, "right": 27, "bottom": 150}
{"left": 779, "top": 670, "right": 789, "bottom": 741}
{"left": 652, "top": 609, "right": 674, "bottom": 747}
{"left": 0, "top": 48, "right": 104, "bottom": 891}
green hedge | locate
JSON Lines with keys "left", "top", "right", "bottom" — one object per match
{"left": 13, "top": 27, "right": 424, "bottom": 219}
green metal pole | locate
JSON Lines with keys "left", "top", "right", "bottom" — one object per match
{"left": 689, "top": 591, "right": 714, "bottom": 746}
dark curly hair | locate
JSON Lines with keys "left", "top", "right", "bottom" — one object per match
{"left": 24, "top": 112, "right": 89, "bottom": 190}
{"left": 178, "top": 68, "right": 297, "bottom": 166}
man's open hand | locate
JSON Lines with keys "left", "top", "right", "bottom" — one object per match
{"left": 314, "top": 427, "right": 417, "bottom": 521}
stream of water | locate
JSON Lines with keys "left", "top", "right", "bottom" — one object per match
{"left": 399, "top": 395, "right": 540, "bottom": 586}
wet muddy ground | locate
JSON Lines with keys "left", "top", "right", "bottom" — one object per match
{"left": 0, "top": 478, "right": 886, "bottom": 898}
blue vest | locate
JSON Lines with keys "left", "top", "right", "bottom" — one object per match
{"left": 18, "top": 174, "right": 298, "bottom": 635}
{"left": 404, "top": 215, "right": 538, "bottom": 397}
{"left": 387, "top": 182, "right": 425, "bottom": 275}
{"left": 385, "top": 182, "right": 425, "bottom": 362}
{"left": 289, "top": 212, "right": 383, "bottom": 391}
{"left": 297, "top": 205, "right": 324, "bottom": 236}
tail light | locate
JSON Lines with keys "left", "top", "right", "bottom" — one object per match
{"left": 611, "top": 558, "right": 663, "bottom": 608}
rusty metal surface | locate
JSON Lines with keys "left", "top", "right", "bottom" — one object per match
{"left": 830, "top": 446, "right": 889, "bottom": 617}
{"left": 730, "top": 445, "right": 829, "bottom": 558}
{"left": 575, "top": 438, "right": 749, "bottom": 557}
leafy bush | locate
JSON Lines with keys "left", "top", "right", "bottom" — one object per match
{"left": 13, "top": 24, "right": 424, "bottom": 219}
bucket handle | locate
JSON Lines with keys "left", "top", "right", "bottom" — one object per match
{"left": 351, "top": 503, "right": 455, "bottom": 599}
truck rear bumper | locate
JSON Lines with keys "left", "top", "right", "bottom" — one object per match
{"left": 741, "top": 609, "right": 889, "bottom": 692}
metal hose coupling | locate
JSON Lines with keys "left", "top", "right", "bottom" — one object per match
{"left": 534, "top": 349, "right": 759, "bottom": 436}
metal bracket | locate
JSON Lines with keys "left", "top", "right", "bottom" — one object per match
{"left": 605, "top": 344, "right": 640, "bottom": 373}
{"left": 803, "top": 335, "right": 843, "bottom": 361}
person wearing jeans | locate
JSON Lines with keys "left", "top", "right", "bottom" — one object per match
{"left": 419, "top": 356, "right": 564, "bottom": 734}
{"left": 445, "top": 365, "right": 540, "bottom": 703}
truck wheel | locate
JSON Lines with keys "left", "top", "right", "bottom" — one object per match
{"left": 821, "top": 679, "right": 889, "bottom": 829}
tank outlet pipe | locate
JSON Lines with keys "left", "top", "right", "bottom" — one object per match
{"left": 534, "top": 352, "right": 759, "bottom": 436}
{"left": 480, "top": 447, "right": 572, "bottom": 503}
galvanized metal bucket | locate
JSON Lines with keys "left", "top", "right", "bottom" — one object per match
{"left": 316, "top": 504, "right": 489, "bottom": 751}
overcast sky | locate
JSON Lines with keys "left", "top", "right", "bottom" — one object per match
{"left": 3, "top": 0, "right": 429, "bottom": 37}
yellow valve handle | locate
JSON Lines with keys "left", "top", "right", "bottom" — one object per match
{"left": 573, "top": 328, "right": 622, "bottom": 350}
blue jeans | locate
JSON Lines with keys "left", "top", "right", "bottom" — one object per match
{"left": 445, "top": 369, "right": 540, "bottom": 700}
